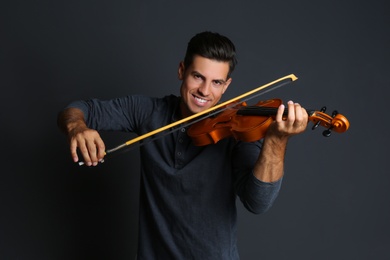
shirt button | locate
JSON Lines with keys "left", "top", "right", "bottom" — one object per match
{"left": 178, "top": 138, "right": 183, "bottom": 143}
{"left": 181, "top": 128, "right": 186, "bottom": 132}
{"left": 177, "top": 151, "right": 182, "bottom": 156}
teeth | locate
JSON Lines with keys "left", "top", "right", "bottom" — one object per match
{"left": 195, "top": 96, "right": 207, "bottom": 103}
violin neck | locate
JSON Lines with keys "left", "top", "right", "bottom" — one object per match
{"left": 237, "top": 106, "right": 287, "bottom": 116}
{"left": 237, "top": 106, "right": 315, "bottom": 117}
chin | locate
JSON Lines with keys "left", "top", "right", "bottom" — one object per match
{"left": 191, "top": 105, "right": 211, "bottom": 114}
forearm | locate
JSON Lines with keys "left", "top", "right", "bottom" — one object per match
{"left": 237, "top": 136, "right": 285, "bottom": 213}
{"left": 232, "top": 140, "right": 282, "bottom": 214}
{"left": 252, "top": 101, "right": 308, "bottom": 182}
{"left": 57, "top": 107, "right": 88, "bottom": 135}
{"left": 252, "top": 135, "right": 288, "bottom": 183}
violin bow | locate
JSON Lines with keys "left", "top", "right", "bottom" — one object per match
{"left": 79, "top": 74, "right": 297, "bottom": 165}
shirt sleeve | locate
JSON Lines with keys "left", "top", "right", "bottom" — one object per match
{"left": 64, "top": 95, "right": 155, "bottom": 134}
{"left": 232, "top": 140, "right": 282, "bottom": 214}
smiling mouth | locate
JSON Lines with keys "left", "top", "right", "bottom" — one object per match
{"left": 193, "top": 95, "right": 209, "bottom": 105}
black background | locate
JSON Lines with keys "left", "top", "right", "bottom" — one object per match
{"left": 1, "top": 0, "right": 389, "bottom": 259}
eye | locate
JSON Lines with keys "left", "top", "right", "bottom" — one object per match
{"left": 193, "top": 73, "right": 203, "bottom": 81}
{"left": 212, "top": 80, "right": 225, "bottom": 87}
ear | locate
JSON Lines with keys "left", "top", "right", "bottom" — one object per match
{"left": 178, "top": 62, "right": 185, "bottom": 80}
{"left": 222, "top": 77, "right": 232, "bottom": 94}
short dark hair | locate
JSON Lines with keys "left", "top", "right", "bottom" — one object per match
{"left": 183, "top": 31, "right": 237, "bottom": 77}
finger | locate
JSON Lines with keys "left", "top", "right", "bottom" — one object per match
{"left": 70, "top": 139, "right": 79, "bottom": 163}
{"left": 86, "top": 140, "right": 99, "bottom": 166}
{"left": 300, "top": 106, "right": 309, "bottom": 130}
{"left": 286, "top": 101, "right": 296, "bottom": 127}
{"left": 78, "top": 140, "right": 93, "bottom": 166}
{"left": 294, "top": 103, "right": 304, "bottom": 122}
{"left": 275, "top": 104, "right": 285, "bottom": 123}
{"left": 301, "top": 107, "right": 309, "bottom": 122}
{"left": 295, "top": 104, "right": 309, "bottom": 125}
{"left": 95, "top": 138, "right": 106, "bottom": 161}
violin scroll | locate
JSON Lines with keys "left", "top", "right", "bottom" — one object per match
{"left": 308, "top": 106, "right": 350, "bottom": 137}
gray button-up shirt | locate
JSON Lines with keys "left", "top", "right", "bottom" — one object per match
{"left": 67, "top": 94, "right": 282, "bottom": 259}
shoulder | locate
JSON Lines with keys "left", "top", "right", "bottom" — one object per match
{"left": 124, "top": 94, "right": 178, "bottom": 104}
{"left": 125, "top": 94, "right": 179, "bottom": 112}
{"left": 129, "top": 94, "right": 180, "bottom": 130}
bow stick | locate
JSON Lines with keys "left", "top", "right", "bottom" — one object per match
{"left": 79, "top": 74, "right": 298, "bottom": 165}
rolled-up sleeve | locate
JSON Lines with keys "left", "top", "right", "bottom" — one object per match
{"left": 232, "top": 140, "right": 282, "bottom": 214}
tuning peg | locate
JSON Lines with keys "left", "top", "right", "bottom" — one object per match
{"left": 312, "top": 120, "right": 321, "bottom": 130}
{"left": 322, "top": 128, "right": 332, "bottom": 137}
{"left": 311, "top": 106, "right": 327, "bottom": 130}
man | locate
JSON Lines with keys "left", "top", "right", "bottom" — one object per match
{"left": 58, "top": 31, "right": 308, "bottom": 259}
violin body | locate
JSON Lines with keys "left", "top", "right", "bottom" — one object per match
{"left": 187, "top": 99, "right": 283, "bottom": 146}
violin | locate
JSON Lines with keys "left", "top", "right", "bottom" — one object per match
{"left": 187, "top": 99, "right": 350, "bottom": 146}
{"left": 77, "top": 74, "right": 350, "bottom": 165}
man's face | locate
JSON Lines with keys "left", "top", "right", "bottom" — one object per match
{"left": 178, "top": 55, "right": 232, "bottom": 118}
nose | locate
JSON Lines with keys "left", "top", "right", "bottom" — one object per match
{"left": 198, "top": 82, "right": 211, "bottom": 97}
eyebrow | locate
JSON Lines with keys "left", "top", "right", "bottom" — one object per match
{"left": 192, "top": 71, "right": 228, "bottom": 84}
